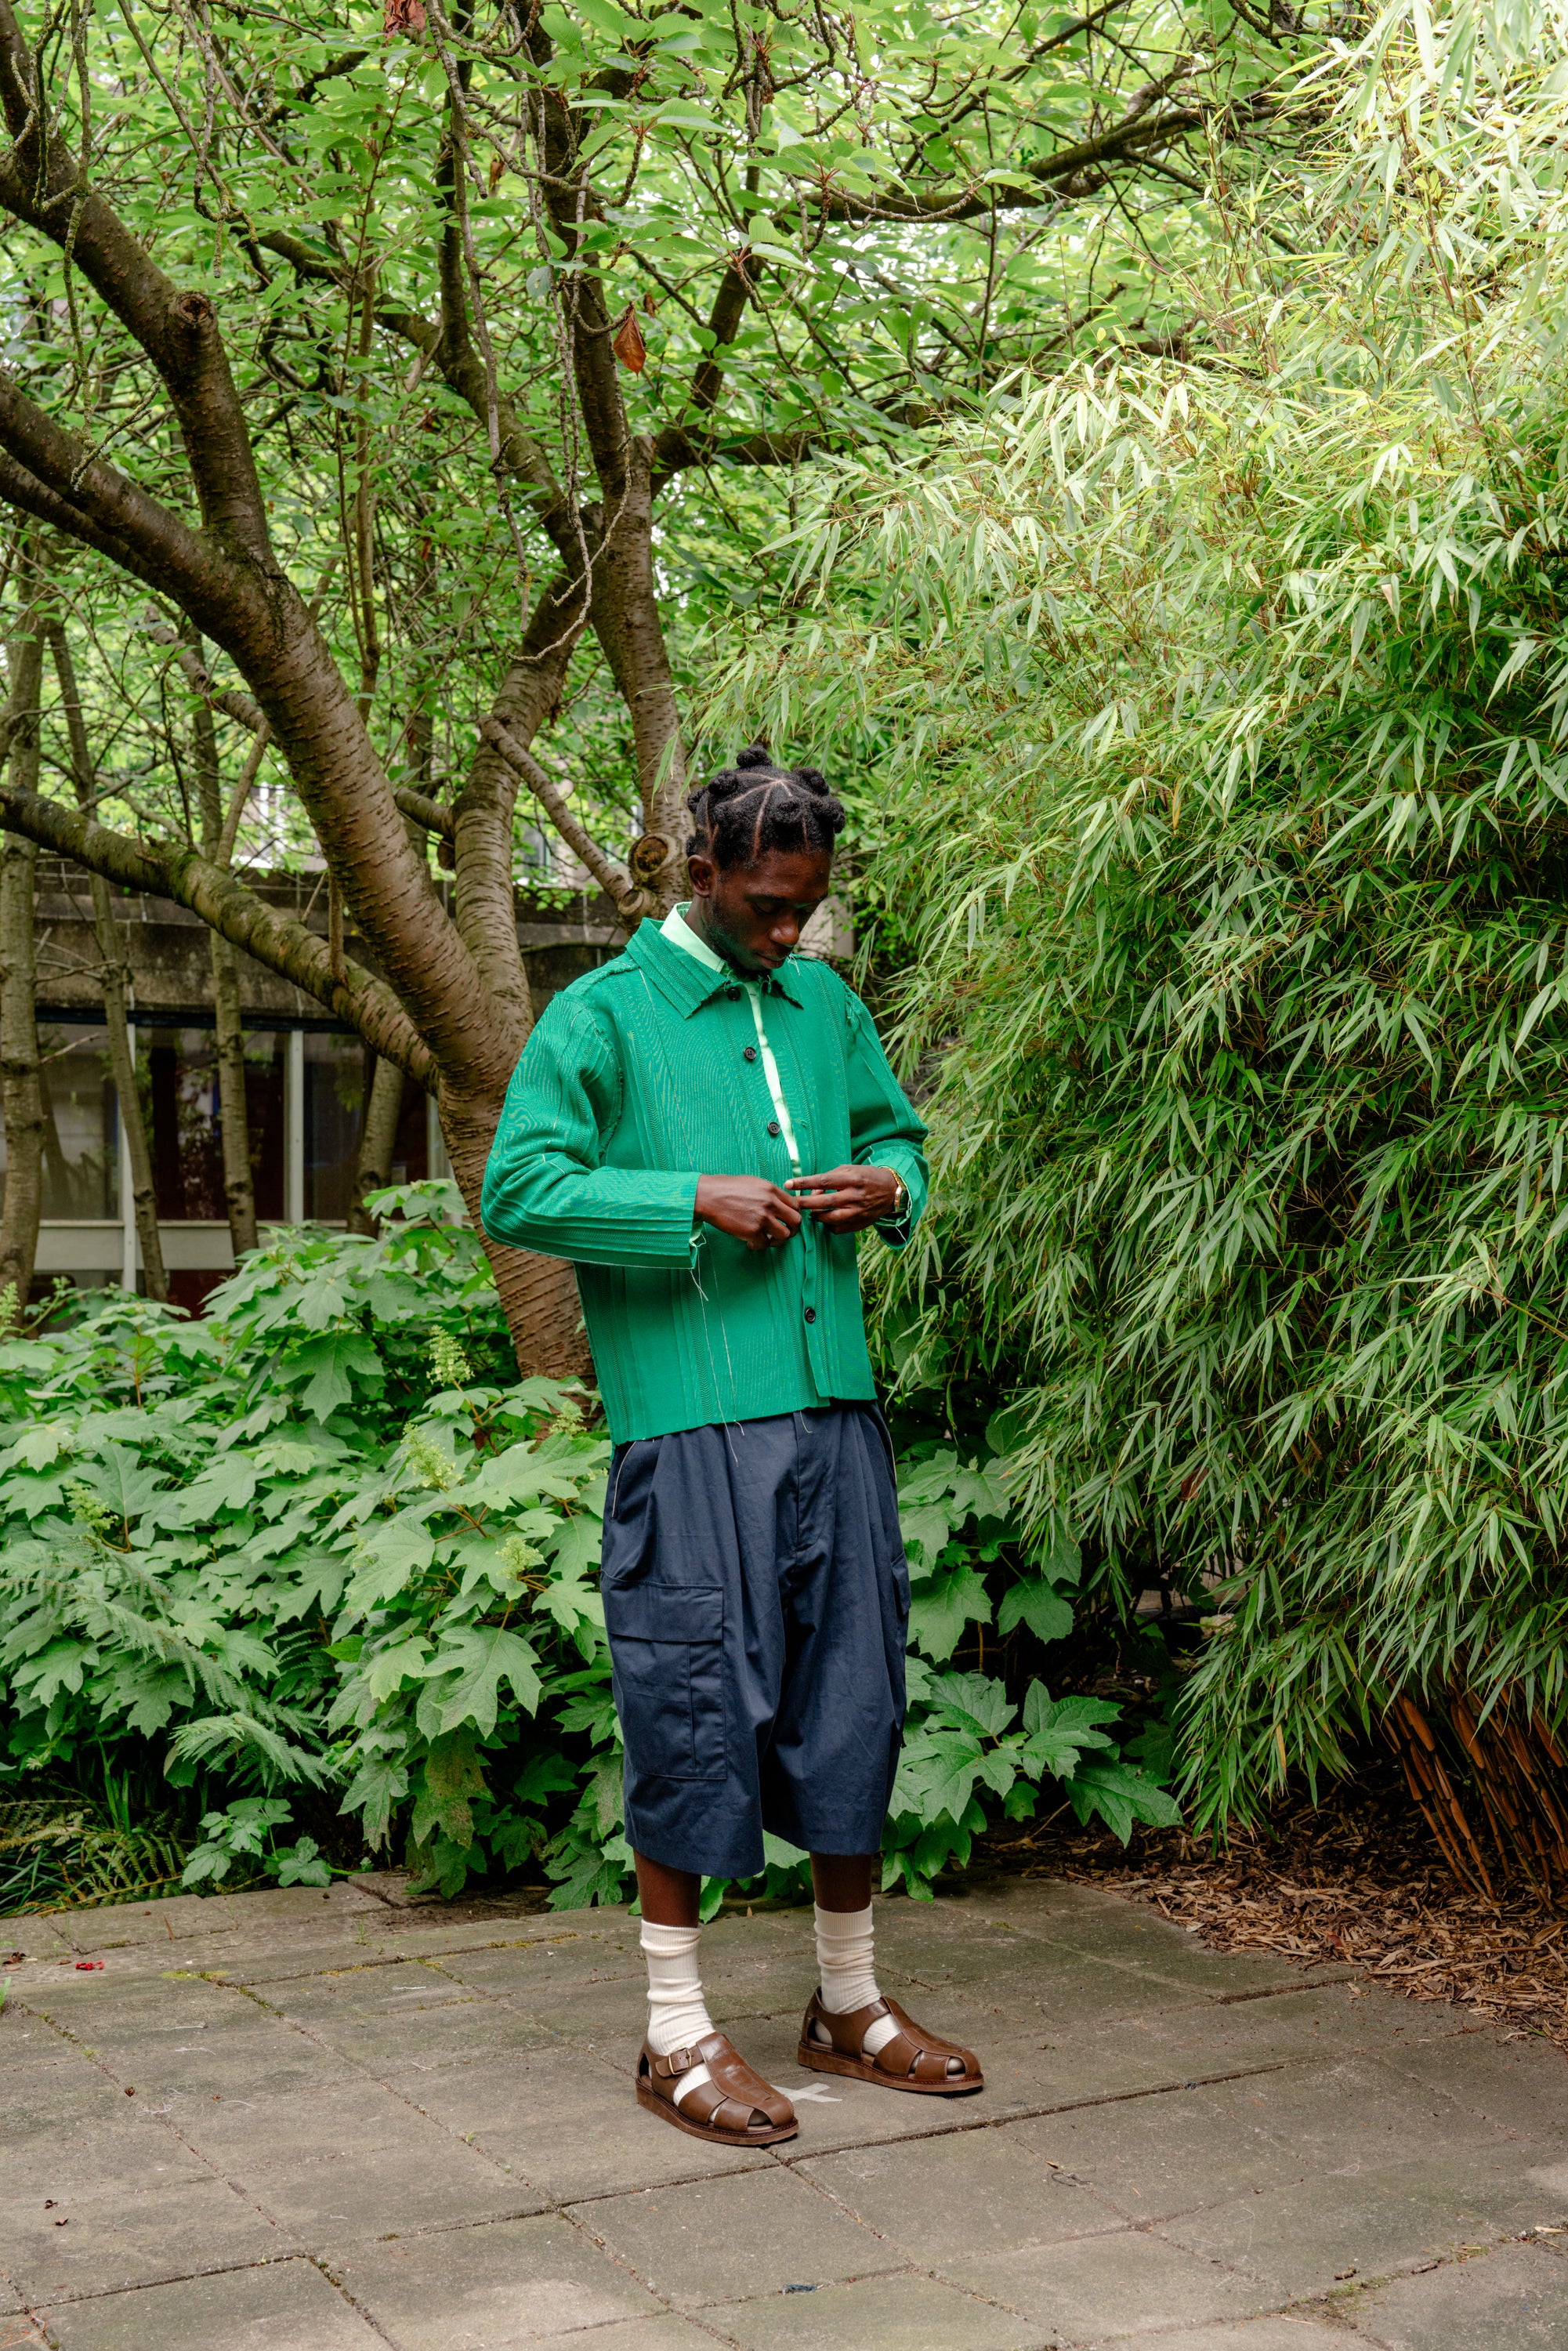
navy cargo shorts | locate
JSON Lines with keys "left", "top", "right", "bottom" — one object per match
{"left": 599, "top": 1403, "right": 911, "bottom": 1880}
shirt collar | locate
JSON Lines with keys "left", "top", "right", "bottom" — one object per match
{"left": 628, "top": 911, "right": 806, "bottom": 1014}
{"left": 661, "top": 901, "right": 727, "bottom": 975}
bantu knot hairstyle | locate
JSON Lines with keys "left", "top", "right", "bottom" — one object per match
{"left": 686, "top": 743, "right": 846, "bottom": 871}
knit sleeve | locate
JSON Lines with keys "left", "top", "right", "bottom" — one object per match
{"left": 839, "top": 984, "right": 929, "bottom": 1248}
{"left": 480, "top": 990, "right": 700, "bottom": 1269}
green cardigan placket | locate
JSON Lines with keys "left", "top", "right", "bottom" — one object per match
{"left": 480, "top": 917, "right": 929, "bottom": 1443}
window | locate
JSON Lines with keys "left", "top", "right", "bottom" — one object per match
{"left": 30, "top": 1025, "right": 119, "bottom": 1220}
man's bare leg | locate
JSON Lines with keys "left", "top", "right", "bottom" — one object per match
{"left": 810, "top": 1851, "right": 874, "bottom": 1912}
{"left": 635, "top": 1850, "right": 701, "bottom": 1925}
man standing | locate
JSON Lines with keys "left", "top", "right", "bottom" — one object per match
{"left": 481, "top": 745, "right": 982, "bottom": 2147}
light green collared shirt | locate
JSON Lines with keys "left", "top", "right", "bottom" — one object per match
{"left": 660, "top": 902, "right": 801, "bottom": 1172}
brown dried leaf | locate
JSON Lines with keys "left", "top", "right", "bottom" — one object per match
{"left": 611, "top": 307, "right": 646, "bottom": 374}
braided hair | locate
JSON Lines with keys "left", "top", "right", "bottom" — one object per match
{"left": 686, "top": 744, "right": 846, "bottom": 871}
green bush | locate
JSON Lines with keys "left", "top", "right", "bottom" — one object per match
{"left": 703, "top": 2, "right": 1568, "bottom": 1840}
{"left": 0, "top": 1188, "right": 1172, "bottom": 1914}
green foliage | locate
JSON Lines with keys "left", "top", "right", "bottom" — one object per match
{"left": 2, "top": 0, "right": 1296, "bottom": 889}
{"left": 0, "top": 1190, "right": 1171, "bottom": 1911}
{"left": 880, "top": 1451, "right": 1176, "bottom": 1898}
{"left": 0, "top": 1186, "right": 614, "bottom": 1904}
{"left": 704, "top": 1, "right": 1568, "bottom": 1831}
{"left": 181, "top": 1798, "right": 334, "bottom": 1890}
{"left": 0, "top": 1791, "right": 187, "bottom": 1915}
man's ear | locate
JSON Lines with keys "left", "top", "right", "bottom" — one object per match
{"left": 687, "top": 851, "right": 716, "bottom": 898}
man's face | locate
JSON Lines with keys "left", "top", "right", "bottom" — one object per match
{"left": 686, "top": 846, "right": 833, "bottom": 974}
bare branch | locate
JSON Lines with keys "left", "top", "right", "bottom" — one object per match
{"left": 0, "top": 785, "right": 436, "bottom": 1084}
{"left": 477, "top": 714, "right": 639, "bottom": 917}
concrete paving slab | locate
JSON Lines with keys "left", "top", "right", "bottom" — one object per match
{"left": 729, "top": 2011, "right": 1188, "bottom": 2152}
{"left": 953, "top": 1882, "right": 1343, "bottom": 1998}
{"left": 1, "top": 1917, "right": 91, "bottom": 1965}
{"left": 1016, "top": 2052, "right": 1515, "bottom": 2223}
{"left": 801, "top": 2125, "right": 1124, "bottom": 2260}
{"left": 1082, "top": 2325, "right": 1355, "bottom": 2350}
{"left": 2, "top": 2116, "right": 213, "bottom": 2206}
{"left": 0, "top": 2173, "right": 292, "bottom": 2306}
{"left": 0, "top": 2320, "right": 47, "bottom": 2349}
{"left": 170, "top": 2081, "right": 536, "bottom": 2246}
{"left": 701, "top": 2272, "right": 1047, "bottom": 2349}
{"left": 1375, "top": 2027, "right": 1568, "bottom": 2147}
{"left": 70, "top": 2023, "right": 357, "bottom": 2103}
{"left": 431, "top": 1934, "right": 645, "bottom": 2003}
{"left": 398, "top": 2045, "right": 777, "bottom": 2201}
{"left": 1345, "top": 2240, "right": 1568, "bottom": 2347}
{"left": 1161, "top": 2150, "right": 1568, "bottom": 2298}
{"left": 1092, "top": 1987, "right": 1384, "bottom": 2078}
{"left": 38, "top": 2253, "right": 385, "bottom": 2349}
{"left": 4, "top": 2071, "right": 145, "bottom": 2142}
{"left": 940, "top": 2229, "right": 1281, "bottom": 2343}
{"left": 330, "top": 2212, "right": 664, "bottom": 2346}
{"left": 520, "top": 2324, "right": 731, "bottom": 2351}
{"left": 570, "top": 2167, "right": 896, "bottom": 2309}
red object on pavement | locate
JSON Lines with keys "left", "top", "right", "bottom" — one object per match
{"left": 74, "top": 1960, "right": 103, "bottom": 1971}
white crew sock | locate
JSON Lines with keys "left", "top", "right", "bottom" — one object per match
{"left": 641, "top": 1921, "right": 714, "bottom": 2108}
{"left": 813, "top": 1903, "right": 900, "bottom": 2058}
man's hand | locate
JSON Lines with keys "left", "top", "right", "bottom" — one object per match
{"left": 785, "top": 1164, "right": 902, "bottom": 1234}
{"left": 694, "top": 1173, "right": 803, "bottom": 1252}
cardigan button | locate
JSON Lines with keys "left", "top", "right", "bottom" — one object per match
{"left": 766, "top": 1119, "right": 780, "bottom": 1137}
{"left": 726, "top": 985, "right": 741, "bottom": 1001}
{"left": 743, "top": 1046, "right": 758, "bottom": 1063}
{"left": 803, "top": 1307, "right": 817, "bottom": 1324}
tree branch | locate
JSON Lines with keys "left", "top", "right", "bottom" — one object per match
{"left": 394, "top": 784, "right": 454, "bottom": 839}
{"left": 800, "top": 98, "right": 1227, "bottom": 224}
{"left": 477, "top": 715, "right": 639, "bottom": 918}
{"left": 145, "top": 618, "right": 266, "bottom": 735}
{"left": 0, "top": 0, "right": 273, "bottom": 563}
{"left": 0, "top": 384, "right": 255, "bottom": 629}
{"left": 0, "top": 787, "right": 435, "bottom": 1084}
{"left": 257, "top": 227, "right": 572, "bottom": 539}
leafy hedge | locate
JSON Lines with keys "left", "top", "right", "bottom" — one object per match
{"left": 0, "top": 1186, "right": 1173, "bottom": 1914}
{"left": 703, "top": 1, "right": 1568, "bottom": 1839}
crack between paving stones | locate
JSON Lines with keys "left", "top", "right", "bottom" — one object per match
{"left": 302, "top": 2251, "right": 409, "bottom": 2346}
{"left": 185, "top": 1927, "right": 639, "bottom": 1988}
{"left": 16, "top": 2249, "right": 331, "bottom": 2314}
{"left": 780, "top": 2124, "right": 1137, "bottom": 2333}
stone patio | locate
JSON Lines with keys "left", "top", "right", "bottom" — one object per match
{"left": 2, "top": 1872, "right": 1566, "bottom": 2349}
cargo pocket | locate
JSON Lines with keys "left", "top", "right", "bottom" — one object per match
{"left": 603, "top": 1581, "right": 726, "bottom": 1784}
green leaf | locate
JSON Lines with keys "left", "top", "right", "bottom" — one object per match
{"left": 342, "top": 1512, "right": 436, "bottom": 1613}
{"left": 925, "top": 1671, "right": 1016, "bottom": 1737}
{"left": 78, "top": 1442, "right": 168, "bottom": 1527}
{"left": 908, "top": 1567, "right": 991, "bottom": 1661}
{"left": 273, "top": 1837, "right": 332, "bottom": 1887}
{"left": 997, "top": 1576, "right": 1074, "bottom": 1644}
{"left": 1064, "top": 1762, "right": 1182, "bottom": 1842}
{"left": 341, "top": 1750, "right": 409, "bottom": 1849}
{"left": 1021, "top": 1686, "right": 1122, "bottom": 1778}
{"left": 286, "top": 1332, "right": 382, "bottom": 1421}
{"left": 429, "top": 1623, "right": 542, "bottom": 1737}
{"left": 411, "top": 1726, "right": 486, "bottom": 1849}
{"left": 890, "top": 1726, "right": 983, "bottom": 1828}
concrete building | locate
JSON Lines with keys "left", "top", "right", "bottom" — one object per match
{"left": 13, "top": 864, "right": 623, "bottom": 1313}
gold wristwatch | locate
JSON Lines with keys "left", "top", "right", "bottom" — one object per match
{"left": 889, "top": 1175, "right": 908, "bottom": 1221}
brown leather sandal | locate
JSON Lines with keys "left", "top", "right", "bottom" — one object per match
{"left": 636, "top": 2031, "right": 798, "bottom": 2146}
{"left": 796, "top": 1989, "right": 983, "bottom": 2095}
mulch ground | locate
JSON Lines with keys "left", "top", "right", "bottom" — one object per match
{"left": 982, "top": 1762, "right": 1568, "bottom": 2055}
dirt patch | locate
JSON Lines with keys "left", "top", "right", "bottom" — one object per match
{"left": 983, "top": 1761, "right": 1568, "bottom": 2054}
